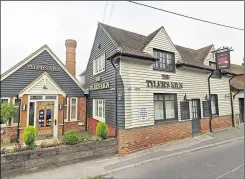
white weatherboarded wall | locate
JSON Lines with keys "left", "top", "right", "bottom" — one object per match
{"left": 233, "top": 91, "right": 244, "bottom": 115}
{"left": 120, "top": 59, "right": 232, "bottom": 129}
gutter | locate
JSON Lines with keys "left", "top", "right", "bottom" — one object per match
{"left": 176, "top": 63, "right": 213, "bottom": 72}
{"left": 229, "top": 74, "right": 244, "bottom": 127}
{"left": 208, "top": 71, "right": 214, "bottom": 132}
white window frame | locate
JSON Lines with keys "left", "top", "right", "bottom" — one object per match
{"left": 64, "top": 97, "right": 69, "bottom": 122}
{"left": 93, "top": 99, "right": 105, "bottom": 122}
{"left": 70, "top": 97, "right": 78, "bottom": 121}
{"left": 1, "top": 97, "right": 10, "bottom": 127}
{"left": 93, "top": 54, "right": 105, "bottom": 75}
{"left": 12, "top": 97, "right": 20, "bottom": 126}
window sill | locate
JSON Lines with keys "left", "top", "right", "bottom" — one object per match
{"left": 154, "top": 119, "right": 178, "bottom": 125}
{"left": 153, "top": 67, "right": 175, "bottom": 73}
{"left": 93, "top": 70, "right": 106, "bottom": 77}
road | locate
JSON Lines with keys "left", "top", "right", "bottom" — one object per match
{"left": 106, "top": 138, "right": 244, "bottom": 179}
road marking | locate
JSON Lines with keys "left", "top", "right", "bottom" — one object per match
{"left": 216, "top": 164, "right": 244, "bottom": 179}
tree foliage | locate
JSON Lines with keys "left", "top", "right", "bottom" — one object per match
{"left": 0, "top": 103, "right": 18, "bottom": 124}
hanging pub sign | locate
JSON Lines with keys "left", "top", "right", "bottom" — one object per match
{"left": 146, "top": 80, "right": 183, "bottom": 89}
{"left": 89, "top": 82, "right": 110, "bottom": 91}
{"left": 215, "top": 49, "right": 231, "bottom": 70}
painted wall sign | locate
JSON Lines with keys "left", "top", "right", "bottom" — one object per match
{"left": 89, "top": 82, "right": 109, "bottom": 91}
{"left": 215, "top": 50, "right": 230, "bottom": 70}
{"left": 161, "top": 74, "right": 170, "bottom": 80}
{"left": 138, "top": 107, "right": 148, "bottom": 121}
{"left": 146, "top": 80, "right": 183, "bottom": 89}
{"left": 27, "top": 64, "right": 61, "bottom": 72}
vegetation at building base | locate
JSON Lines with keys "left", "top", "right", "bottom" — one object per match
{"left": 23, "top": 126, "right": 37, "bottom": 150}
{"left": 62, "top": 130, "right": 81, "bottom": 145}
{"left": 96, "top": 121, "right": 109, "bottom": 139}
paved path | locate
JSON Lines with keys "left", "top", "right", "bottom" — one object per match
{"left": 10, "top": 126, "right": 244, "bottom": 179}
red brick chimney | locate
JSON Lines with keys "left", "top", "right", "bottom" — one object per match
{"left": 65, "top": 39, "right": 77, "bottom": 77}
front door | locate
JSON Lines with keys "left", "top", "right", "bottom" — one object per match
{"left": 239, "top": 98, "right": 244, "bottom": 124}
{"left": 36, "top": 101, "right": 54, "bottom": 139}
{"left": 191, "top": 99, "right": 201, "bottom": 136}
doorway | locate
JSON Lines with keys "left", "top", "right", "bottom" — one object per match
{"left": 191, "top": 99, "right": 201, "bottom": 136}
{"left": 239, "top": 98, "right": 244, "bottom": 124}
{"left": 36, "top": 101, "right": 55, "bottom": 139}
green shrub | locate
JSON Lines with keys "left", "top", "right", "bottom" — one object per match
{"left": 62, "top": 130, "right": 81, "bottom": 145}
{"left": 23, "top": 126, "right": 36, "bottom": 150}
{"left": 96, "top": 122, "right": 108, "bottom": 139}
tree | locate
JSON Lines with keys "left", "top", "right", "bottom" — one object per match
{"left": 0, "top": 103, "right": 18, "bottom": 126}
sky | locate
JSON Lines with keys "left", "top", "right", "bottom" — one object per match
{"left": 1, "top": 1, "right": 244, "bottom": 77}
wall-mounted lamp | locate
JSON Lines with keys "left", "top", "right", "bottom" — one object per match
{"left": 205, "top": 94, "right": 209, "bottom": 101}
{"left": 22, "top": 104, "right": 26, "bottom": 111}
{"left": 183, "top": 93, "right": 188, "bottom": 101}
{"left": 59, "top": 104, "right": 63, "bottom": 110}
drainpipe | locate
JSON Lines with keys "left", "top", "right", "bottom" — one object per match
{"left": 62, "top": 95, "right": 67, "bottom": 135}
{"left": 16, "top": 95, "right": 21, "bottom": 143}
{"left": 233, "top": 89, "right": 240, "bottom": 99}
{"left": 110, "top": 59, "right": 118, "bottom": 138}
{"left": 229, "top": 74, "right": 244, "bottom": 127}
{"left": 208, "top": 71, "right": 214, "bottom": 132}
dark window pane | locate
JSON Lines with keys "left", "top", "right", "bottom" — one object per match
{"left": 38, "top": 109, "right": 45, "bottom": 128}
{"left": 202, "top": 101, "right": 210, "bottom": 117}
{"left": 30, "top": 96, "right": 42, "bottom": 100}
{"left": 29, "top": 102, "right": 35, "bottom": 126}
{"left": 181, "top": 101, "right": 190, "bottom": 120}
{"left": 46, "top": 109, "right": 52, "bottom": 127}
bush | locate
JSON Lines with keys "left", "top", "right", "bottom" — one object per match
{"left": 23, "top": 126, "right": 36, "bottom": 150}
{"left": 96, "top": 122, "right": 108, "bottom": 139}
{"left": 62, "top": 130, "right": 81, "bottom": 145}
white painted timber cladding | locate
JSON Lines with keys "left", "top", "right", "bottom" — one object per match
{"left": 121, "top": 59, "right": 234, "bottom": 129}
{"left": 143, "top": 28, "right": 182, "bottom": 63}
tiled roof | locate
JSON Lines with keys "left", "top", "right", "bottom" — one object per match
{"left": 98, "top": 23, "right": 244, "bottom": 75}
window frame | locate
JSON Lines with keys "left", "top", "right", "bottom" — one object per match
{"left": 153, "top": 49, "right": 175, "bottom": 72}
{"left": 154, "top": 93, "right": 178, "bottom": 123}
{"left": 93, "top": 53, "right": 106, "bottom": 76}
{"left": 1, "top": 97, "right": 10, "bottom": 127}
{"left": 12, "top": 97, "right": 21, "bottom": 126}
{"left": 210, "top": 94, "right": 219, "bottom": 116}
{"left": 70, "top": 97, "right": 78, "bottom": 121}
{"left": 64, "top": 97, "right": 69, "bottom": 122}
{"left": 202, "top": 100, "right": 210, "bottom": 118}
{"left": 180, "top": 101, "right": 190, "bottom": 120}
{"left": 93, "top": 99, "right": 105, "bottom": 122}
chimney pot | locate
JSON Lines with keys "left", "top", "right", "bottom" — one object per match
{"left": 65, "top": 39, "right": 77, "bottom": 77}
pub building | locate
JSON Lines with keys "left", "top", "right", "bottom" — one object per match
{"left": 81, "top": 22, "right": 244, "bottom": 154}
{"left": 1, "top": 39, "right": 86, "bottom": 142}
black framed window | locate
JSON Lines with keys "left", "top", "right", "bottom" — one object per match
{"left": 153, "top": 49, "right": 175, "bottom": 72}
{"left": 28, "top": 102, "right": 35, "bottom": 126}
{"left": 180, "top": 101, "right": 190, "bottom": 120}
{"left": 202, "top": 101, "right": 210, "bottom": 117}
{"left": 154, "top": 93, "right": 178, "bottom": 122}
{"left": 210, "top": 94, "right": 219, "bottom": 116}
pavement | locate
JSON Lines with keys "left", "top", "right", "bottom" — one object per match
{"left": 10, "top": 125, "right": 244, "bottom": 179}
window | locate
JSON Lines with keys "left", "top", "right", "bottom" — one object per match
{"left": 30, "top": 95, "right": 43, "bottom": 100}
{"left": 12, "top": 98, "right": 21, "bottom": 124}
{"left": 63, "top": 97, "right": 68, "bottom": 121}
{"left": 154, "top": 94, "right": 177, "bottom": 122}
{"left": 153, "top": 50, "right": 175, "bottom": 72}
{"left": 28, "top": 102, "right": 35, "bottom": 126}
{"left": 45, "top": 96, "right": 57, "bottom": 100}
{"left": 202, "top": 101, "right": 210, "bottom": 117}
{"left": 93, "top": 54, "right": 105, "bottom": 75}
{"left": 209, "top": 61, "right": 216, "bottom": 69}
{"left": 38, "top": 109, "right": 45, "bottom": 128}
{"left": 1, "top": 98, "right": 9, "bottom": 104}
{"left": 93, "top": 99, "right": 105, "bottom": 122}
{"left": 180, "top": 101, "right": 190, "bottom": 120}
{"left": 70, "top": 97, "right": 77, "bottom": 121}
{"left": 210, "top": 94, "right": 219, "bottom": 116}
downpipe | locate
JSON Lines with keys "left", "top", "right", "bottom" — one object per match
{"left": 111, "top": 59, "right": 118, "bottom": 138}
{"left": 208, "top": 71, "right": 214, "bottom": 132}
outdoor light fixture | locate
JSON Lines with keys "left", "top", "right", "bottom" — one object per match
{"left": 205, "top": 94, "right": 209, "bottom": 101}
{"left": 59, "top": 104, "right": 63, "bottom": 110}
{"left": 183, "top": 93, "right": 187, "bottom": 101}
{"left": 22, "top": 104, "right": 26, "bottom": 111}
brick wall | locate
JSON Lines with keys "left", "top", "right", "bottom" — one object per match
{"left": 64, "top": 121, "right": 85, "bottom": 133}
{"left": 118, "top": 121, "right": 192, "bottom": 154}
{"left": 88, "top": 118, "right": 115, "bottom": 137}
{"left": 200, "top": 115, "right": 232, "bottom": 133}
{"left": 1, "top": 127, "right": 18, "bottom": 143}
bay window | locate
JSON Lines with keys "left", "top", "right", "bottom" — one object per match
{"left": 93, "top": 99, "right": 105, "bottom": 122}
{"left": 154, "top": 94, "right": 177, "bottom": 122}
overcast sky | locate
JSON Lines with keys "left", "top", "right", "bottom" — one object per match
{"left": 1, "top": 1, "right": 244, "bottom": 77}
